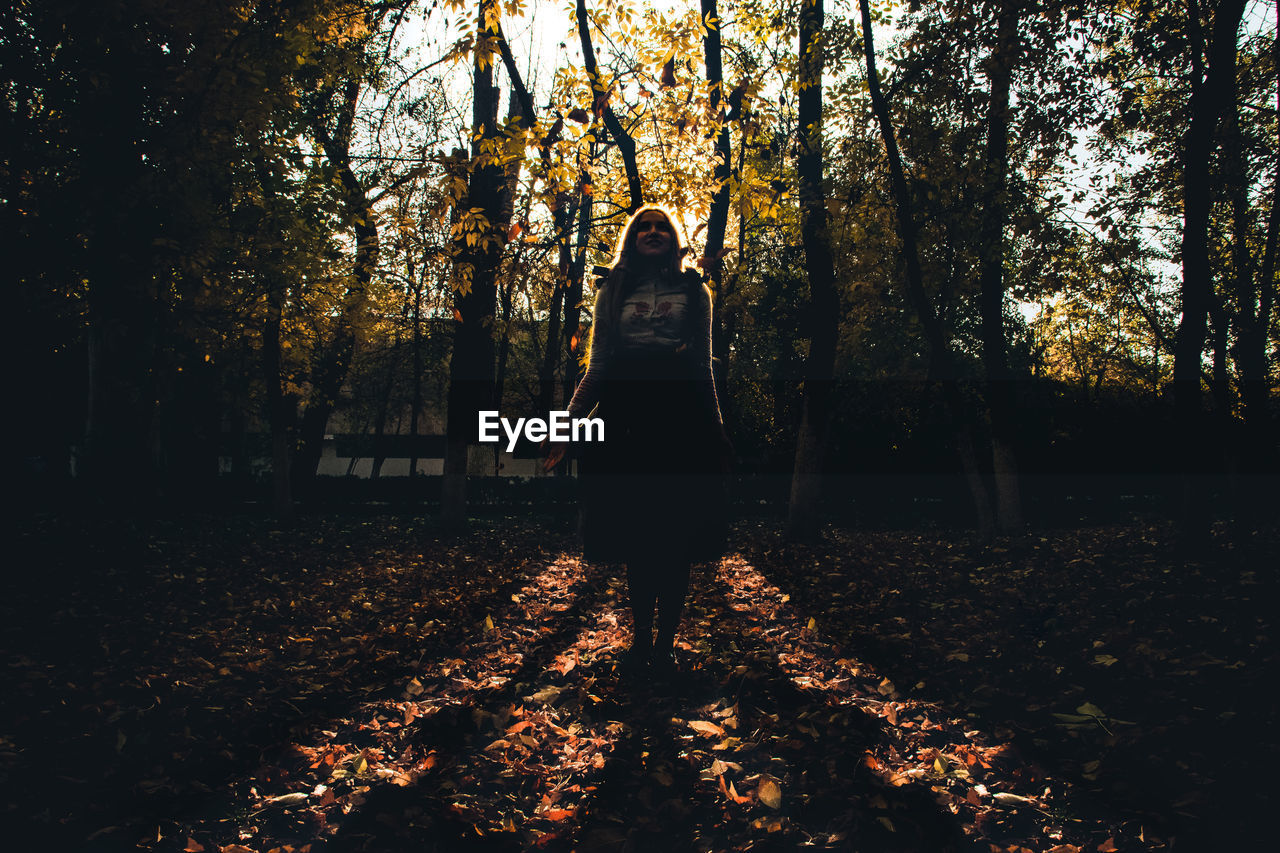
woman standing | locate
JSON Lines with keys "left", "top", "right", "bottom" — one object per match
{"left": 545, "top": 205, "right": 729, "bottom": 674}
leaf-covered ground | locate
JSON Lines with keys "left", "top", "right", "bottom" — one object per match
{"left": 3, "top": 513, "right": 1274, "bottom": 851}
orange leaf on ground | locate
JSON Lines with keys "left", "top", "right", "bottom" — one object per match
{"left": 543, "top": 808, "right": 574, "bottom": 821}
{"left": 184, "top": 840, "right": 205, "bottom": 852}
{"left": 1097, "top": 839, "right": 1118, "bottom": 852}
{"left": 689, "top": 720, "right": 725, "bottom": 738}
{"left": 719, "top": 775, "right": 750, "bottom": 804}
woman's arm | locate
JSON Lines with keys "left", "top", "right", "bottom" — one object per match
{"left": 566, "top": 285, "right": 612, "bottom": 419}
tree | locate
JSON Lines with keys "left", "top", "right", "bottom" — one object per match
{"left": 975, "top": 0, "right": 1024, "bottom": 532}
{"left": 857, "top": 0, "right": 996, "bottom": 536}
{"left": 786, "top": 0, "right": 841, "bottom": 541}
{"left": 441, "top": 0, "right": 531, "bottom": 524}
{"left": 1173, "top": 0, "right": 1248, "bottom": 542}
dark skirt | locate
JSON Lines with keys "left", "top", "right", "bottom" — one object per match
{"left": 578, "top": 349, "right": 730, "bottom": 565}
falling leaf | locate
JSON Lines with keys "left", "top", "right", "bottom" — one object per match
{"left": 484, "top": 614, "right": 495, "bottom": 631}
{"left": 758, "top": 778, "right": 782, "bottom": 809}
{"left": 806, "top": 617, "right": 817, "bottom": 630}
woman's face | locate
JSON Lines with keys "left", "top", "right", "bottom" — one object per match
{"left": 632, "top": 211, "right": 674, "bottom": 261}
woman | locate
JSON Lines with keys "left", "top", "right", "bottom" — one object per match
{"left": 545, "top": 205, "right": 729, "bottom": 674}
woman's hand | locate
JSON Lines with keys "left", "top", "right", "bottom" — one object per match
{"left": 542, "top": 441, "right": 566, "bottom": 473}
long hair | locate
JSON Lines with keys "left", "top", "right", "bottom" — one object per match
{"left": 595, "top": 205, "right": 702, "bottom": 345}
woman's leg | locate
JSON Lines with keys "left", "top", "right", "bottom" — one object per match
{"left": 625, "top": 562, "right": 657, "bottom": 661}
{"left": 653, "top": 559, "right": 691, "bottom": 656}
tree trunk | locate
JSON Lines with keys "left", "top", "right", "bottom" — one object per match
{"left": 1237, "top": 23, "right": 1279, "bottom": 473}
{"left": 1174, "top": 0, "right": 1247, "bottom": 545}
{"left": 701, "top": 0, "right": 734, "bottom": 431}
{"left": 262, "top": 293, "right": 295, "bottom": 519}
{"left": 976, "top": 0, "right": 1022, "bottom": 533}
{"left": 492, "top": 89, "right": 527, "bottom": 474}
{"left": 577, "top": 0, "right": 643, "bottom": 210}
{"left": 786, "top": 0, "right": 840, "bottom": 542}
{"left": 370, "top": 300, "right": 408, "bottom": 480}
{"left": 408, "top": 268, "right": 425, "bottom": 477}
{"left": 858, "top": 0, "right": 994, "bottom": 537}
{"left": 442, "top": 0, "right": 526, "bottom": 523}
{"left": 701, "top": 0, "right": 732, "bottom": 288}
{"left": 1243, "top": 174, "right": 1278, "bottom": 467}
{"left": 538, "top": 189, "right": 576, "bottom": 417}
{"left": 79, "top": 97, "right": 157, "bottom": 507}
{"left": 292, "top": 79, "right": 378, "bottom": 496}
{"left": 562, "top": 169, "right": 594, "bottom": 413}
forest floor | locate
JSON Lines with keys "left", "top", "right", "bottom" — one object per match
{"left": 2, "top": 512, "right": 1275, "bottom": 852}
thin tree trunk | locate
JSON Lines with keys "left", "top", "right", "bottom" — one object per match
{"left": 295, "top": 78, "right": 379, "bottom": 494}
{"left": 1175, "top": 0, "right": 1247, "bottom": 545}
{"left": 976, "top": 0, "right": 1022, "bottom": 533}
{"left": 858, "top": 0, "right": 994, "bottom": 537}
{"left": 492, "top": 89, "right": 527, "bottom": 474}
{"left": 700, "top": 0, "right": 732, "bottom": 288}
{"left": 1238, "top": 15, "right": 1278, "bottom": 472}
{"left": 263, "top": 292, "right": 294, "bottom": 519}
{"left": 577, "top": 0, "right": 643, "bottom": 210}
{"left": 409, "top": 269, "right": 424, "bottom": 477}
{"left": 1245, "top": 175, "right": 1279, "bottom": 465}
{"left": 370, "top": 296, "right": 409, "bottom": 480}
{"left": 538, "top": 189, "right": 575, "bottom": 417}
{"left": 786, "top": 0, "right": 840, "bottom": 541}
{"left": 562, "top": 169, "right": 594, "bottom": 414}
{"left": 701, "top": 0, "right": 734, "bottom": 432}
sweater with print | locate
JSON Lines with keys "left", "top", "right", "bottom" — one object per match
{"left": 567, "top": 272, "right": 722, "bottom": 426}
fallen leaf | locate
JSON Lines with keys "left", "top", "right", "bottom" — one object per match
{"left": 758, "top": 778, "right": 782, "bottom": 809}
{"left": 689, "top": 720, "right": 725, "bottom": 738}
{"left": 265, "top": 792, "right": 309, "bottom": 808}
{"left": 993, "top": 792, "right": 1035, "bottom": 808}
